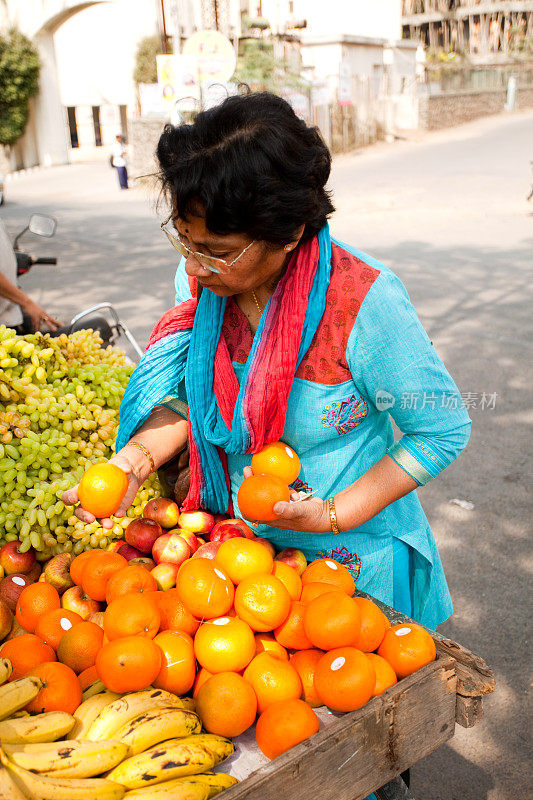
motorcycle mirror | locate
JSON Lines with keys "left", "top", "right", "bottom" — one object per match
{"left": 28, "top": 214, "right": 56, "bottom": 238}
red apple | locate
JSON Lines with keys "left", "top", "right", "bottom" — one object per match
{"left": 129, "top": 557, "right": 156, "bottom": 571}
{"left": 5, "top": 617, "right": 25, "bottom": 641}
{"left": 0, "top": 574, "right": 33, "bottom": 612}
{"left": 106, "top": 541, "right": 124, "bottom": 553}
{"left": 43, "top": 553, "right": 75, "bottom": 594}
{"left": 26, "top": 562, "right": 41, "bottom": 584}
{"left": 0, "top": 541, "right": 36, "bottom": 576}
{"left": 210, "top": 518, "right": 254, "bottom": 541}
{"left": 152, "top": 533, "right": 191, "bottom": 567}
{"left": 125, "top": 518, "right": 162, "bottom": 554}
{"left": 117, "top": 543, "right": 144, "bottom": 561}
{"left": 61, "top": 586, "right": 101, "bottom": 619}
{"left": 143, "top": 498, "right": 180, "bottom": 529}
{"left": 151, "top": 563, "right": 180, "bottom": 591}
{"left": 192, "top": 541, "right": 223, "bottom": 560}
{"left": 274, "top": 547, "right": 307, "bottom": 576}
{"left": 0, "top": 598, "right": 13, "bottom": 640}
{"left": 255, "top": 538, "right": 276, "bottom": 558}
{"left": 177, "top": 510, "right": 215, "bottom": 536}
{"left": 171, "top": 528, "right": 200, "bottom": 555}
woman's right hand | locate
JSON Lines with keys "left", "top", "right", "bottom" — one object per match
{"left": 61, "top": 452, "right": 142, "bottom": 530}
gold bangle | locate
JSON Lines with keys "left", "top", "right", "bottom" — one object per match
{"left": 128, "top": 441, "right": 155, "bottom": 474}
{"left": 328, "top": 497, "right": 340, "bottom": 535}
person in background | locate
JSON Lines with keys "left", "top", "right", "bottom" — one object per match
{"left": 111, "top": 134, "right": 128, "bottom": 190}
{"left": 0, "top": 218, "right": 60, "bottom": 332}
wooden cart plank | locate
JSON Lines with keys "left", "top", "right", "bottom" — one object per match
{"left": 219, "top": 656, "right": 456, "bottom": 800}
{"left": 455, "top": 694, "right": 484, "bottom": 728}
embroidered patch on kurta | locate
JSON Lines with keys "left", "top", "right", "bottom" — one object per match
{"left": 315, "top": 546, "right": 362, "bottom": 581}
{"left": 321, "top": 394, "right": 368, "bottom": 435}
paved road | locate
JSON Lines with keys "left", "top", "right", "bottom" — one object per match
{"left": 2, "top": 109, "right": 532, "bottom": 799}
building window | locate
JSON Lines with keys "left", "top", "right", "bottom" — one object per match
{"left": 67, "top": 107, "right": 78, "bottom": 148}
{"left": 92, "top": 106, "right": 102, "bottom": 147}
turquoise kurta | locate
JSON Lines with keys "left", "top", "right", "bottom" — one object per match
{"left": 173, "top": 239, "right": 471, "bottom": 629}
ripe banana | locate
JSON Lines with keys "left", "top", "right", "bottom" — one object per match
{"left": 82, "top": 678, "right": 107, "bottom": 701}
{"left": 0, "top": 676, "right": 43, "bottom": 721}
{"left": 0, "top": 659, "right": 13, "bottom": 686}
{"left": 0, "top": 749, "right": 126, "bottom": 800}
{"left": 180, "top": 697, "right": 196, "bottom": 712}
{"left": 106, "top": 741, "right": 217, "bottom": 789}
{"left": 189, "top": 772, "right": 239, "bottom": 797}
{"left": 164, "top": 735, "right": 234, "bottom": 766}
{"left": 0, "top": 762, "right": 27, "bottom": 800}
{"left": 4, "top": 738, "right": 130, "bottom": 778}
{"left": 87, "top": 688, "right": 186, "bottom": 741}
{"left": 123, "top": 777, "right": 210, "bottom": 800}
{"left": 0, "top": 710, "right": 75, "bottom": 744}
{"left": 71, "top": 690, "right": 121, "bottom": 738}
{"left": 114, "top": 707, "right": 201, "bottom": 755}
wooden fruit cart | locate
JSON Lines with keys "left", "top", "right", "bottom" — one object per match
{"left": 219, "top": 590, "right": 495, "bottom": 800}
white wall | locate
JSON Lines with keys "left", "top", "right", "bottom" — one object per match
{"left": 53, "top": 0, "right": 158, "bottom": 109}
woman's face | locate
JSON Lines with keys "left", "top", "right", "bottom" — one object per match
{"left": 175, "top": 213, "right": 293, "bottom": 297}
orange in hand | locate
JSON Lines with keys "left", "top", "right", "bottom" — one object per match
{"left": 105, "top": 564, "right": 157, "bottom": 604}
{"left": 25, "top": 662, "right": 82, "bottom": 715}
{"left": 35, "top": 608, "right": 83, "bottom": 650}
{"left": 301, "top": 559, "right": 355, "bottom": 596}
{"left": 0, "top": 634, "right": 56, "bottom": 681}
{"left": 104, "top": 593, "right": 160, "bottom": 641}
{"left": 377, "top": 623, "right": 436, "bottom": 678}
{"left": 256, "top": 698, "right": 319, "bottom": 760}
{"left": 274, "top": 601, "right": 313, "bottom": 651}
{"left": 96, "top": 635, "right": 162, "bottom": 693}
{"left": 196, "top": 672, "right": 257, "bottom": 738}
{"left": 215, "top": 537, "right": 274, "bottom": 584}
{"left": 16, "top": 583, "right": 60, "bottom": 634}
{"left": 152, "top": 630, "right": 196, "bottom": 695}
{"left": 78, "top": 463, "right": 129, "bottom": 518}
{"left": 237, "top": 475, "right": 290, "bottom": 522}
{"left": 194, "top": 616, "right": 256, "bottom": 673}
{"left": 366, "top": 653, "right": 397, "bottom": 696}
{"left": 351, "top": 597, "right": 390, "bottom": 652}
{"left": 234, "top": 574, "right": 291, "bottom": 632}
{"left": 251, "top": 441, "right": 301, "bottom": 485}
{"left": 243, "top": 652, "right": 302, "bottom": 713}
{"left": 56, "top": 620, "right": 104, "bottom": 674}
{"left": 289, "top": 648, "right": 324, "bottom": 707}
{"left": 314, "top": 647, "right": 376, "bottom": 712}
{"left": 176, "top": 558, "right": 234, "bottom": 620}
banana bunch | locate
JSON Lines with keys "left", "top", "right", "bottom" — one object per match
{"left": 0, "top": 669, "right": 239, "bottom": 800}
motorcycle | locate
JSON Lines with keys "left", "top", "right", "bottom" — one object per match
{"left": 12, "top": 213, "right": 143, "bottom": 359}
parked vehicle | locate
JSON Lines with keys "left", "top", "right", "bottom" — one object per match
{"left": 11, "top": 213, "right": 142, "bottom": 358}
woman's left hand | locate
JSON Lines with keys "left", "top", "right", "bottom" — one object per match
{"left": 241, "top": 467, "right": 330, "bottom": 533}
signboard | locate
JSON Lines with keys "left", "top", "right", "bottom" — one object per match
{"left": 182, "top": 30, "right": 236, "bottom": 84}
{"left": 156, "top": 54, "right": 200, "bottom": 111}
{"left": 138, "top": 83, "right": 166, "bottom": 117}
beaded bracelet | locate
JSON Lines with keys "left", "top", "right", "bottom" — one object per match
{"left": 128, "top": 441, "right": 155, "bottom": 474}
{"left": 328, "top": 497, "right": 340, "bottom": 535}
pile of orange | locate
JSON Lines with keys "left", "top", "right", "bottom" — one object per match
{"left": 0, "top": 499, "right": 437, "bottom": 766}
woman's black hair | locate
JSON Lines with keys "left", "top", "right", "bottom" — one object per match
{"left": 156, "top": 92, "right": 334, "bottom": 245}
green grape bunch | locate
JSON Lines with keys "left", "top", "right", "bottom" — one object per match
{"left": 0, "top": 326, "right": 164, "bottom": 558}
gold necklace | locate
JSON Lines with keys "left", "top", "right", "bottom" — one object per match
{"left": 251, "top": 289, "right": 263, "bottom": 313}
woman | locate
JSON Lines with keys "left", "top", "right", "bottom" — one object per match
{"left": 65, "top": 93, "right": 470, "bottom": 629}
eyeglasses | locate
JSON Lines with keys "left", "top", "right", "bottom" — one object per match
{"left": 160, "top": 214, "right": 256, "bottom": 274}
